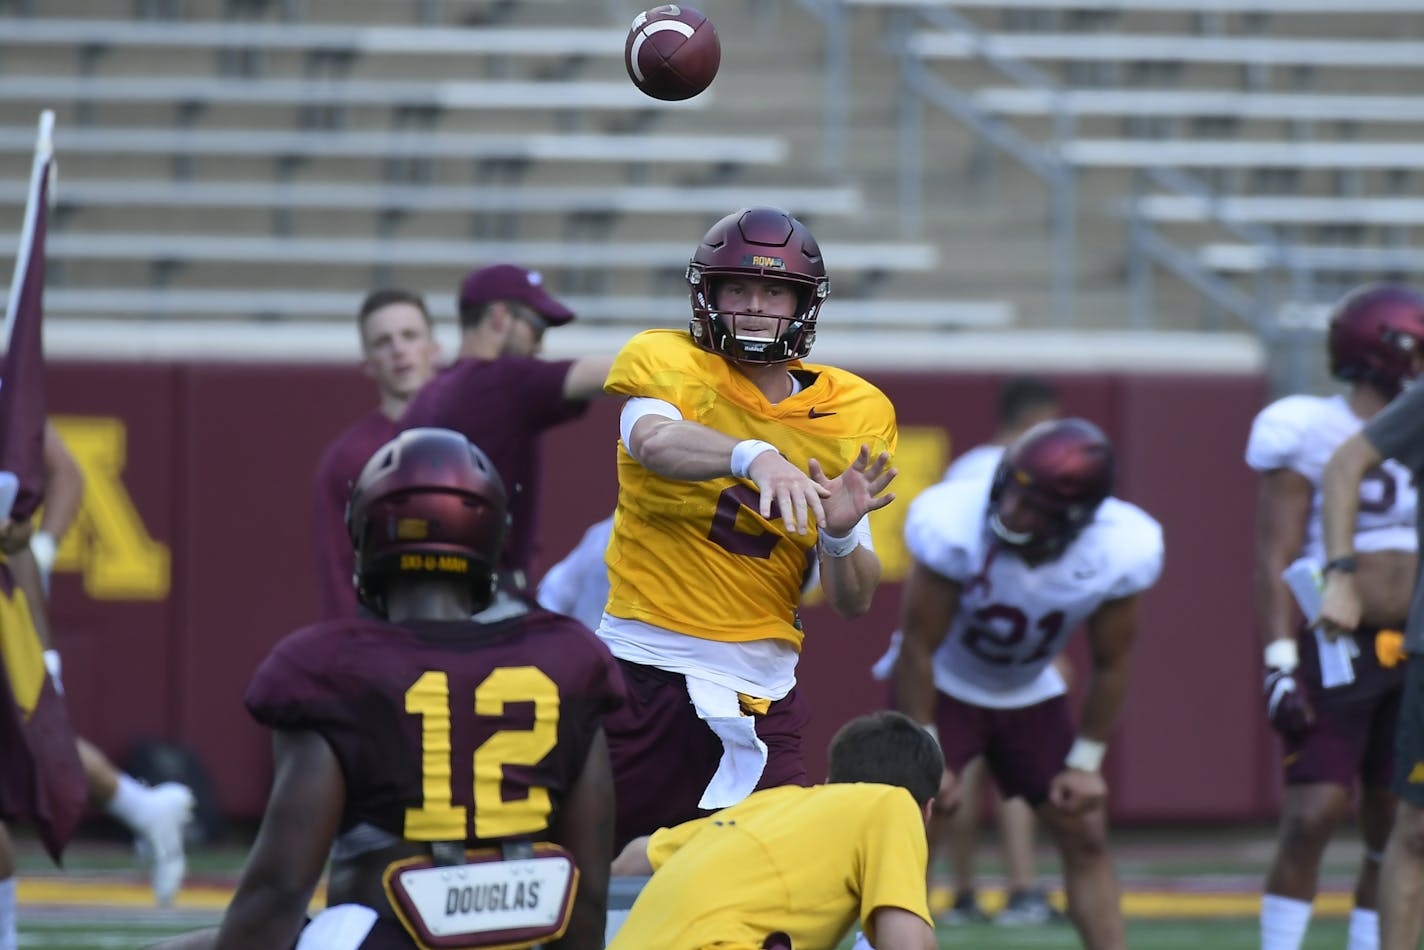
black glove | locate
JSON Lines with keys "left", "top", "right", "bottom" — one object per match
{"left": 1264, "top": 664, "right": 1314, "bottom": 739}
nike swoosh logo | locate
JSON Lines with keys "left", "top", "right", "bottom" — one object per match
{"left": 808, "top": 407, "right": 837, "bottom": 418}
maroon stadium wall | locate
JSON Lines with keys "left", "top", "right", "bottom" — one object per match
{"left": 46, "top": 361, "right": 1278, "bottom": 823}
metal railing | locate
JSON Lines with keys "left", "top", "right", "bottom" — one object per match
{"left": 804, "top": 0, "right": 1424, "bottom": 391}
{"left": 811, "top": 1, "right": 1079, "bottom": 324}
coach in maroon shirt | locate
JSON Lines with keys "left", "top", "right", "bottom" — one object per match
{"left": 312, "top": 289, "right": 442, "bottom": 619}
{"left": 400, "top": 264, "right": 612, "bottom": 592}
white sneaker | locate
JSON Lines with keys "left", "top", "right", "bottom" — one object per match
{"left": 134, "top": 782, "right": 196, "bottom": 906}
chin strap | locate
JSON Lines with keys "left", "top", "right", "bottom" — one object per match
{"left": 964, "top": 542, "right": 1001, "bottom": 598}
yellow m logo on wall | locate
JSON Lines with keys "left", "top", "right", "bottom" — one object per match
{"left": 49, "top": 416, "right": 170, "bottom": 601}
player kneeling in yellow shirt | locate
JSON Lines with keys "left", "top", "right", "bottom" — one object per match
{"left": 609, "top": 711, "right": 942, "bottom": 950}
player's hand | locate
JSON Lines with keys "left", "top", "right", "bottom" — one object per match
{"left": 747, "top": 450, "right": 830, "bottom": 536}
{"left": 1264, "top": 665, "right": 1314, "bottom": 739}
{"left": 1316, "top": 572, "right": 1363, "bottom": 641}
{"left": 808, "top": 446, "right": 898, "bottom": 537}
{"left": 0, "top": 517, "right": 33, "bottom": 555}
{"left": 1048, "top": 768, "right": 1106, "bottom": 815}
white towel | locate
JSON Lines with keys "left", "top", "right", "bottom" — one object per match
{"left": 295, "top": 904, "right": 378, "bottom": 950}
{"left": 1282, "top": 557, "right": 1358, "bottom": 688}
{"left": 1315, "top": 626, "right": 1360, "bottom": 689}
{"left": 686, "top": 675, "right": 768, "bottom": 810}
{"left": 1282, "top": 557, "right": 1324, "bottom": 622}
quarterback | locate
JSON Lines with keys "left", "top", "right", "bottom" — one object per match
{"left": 891, "top": 419, "right": 1164, "bottom": 950}
{"left": 597, "top": 206, "right": 898, "bottom": 846}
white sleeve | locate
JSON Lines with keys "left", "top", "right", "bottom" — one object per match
{"left": 620, "top": 397, "right": 683, "bottom": 453}
{"left": 1102, "top": 503, "right": 1166, "bottom": 599}
{"left": 1245, "top": 397, "right": 1310, "bottom": 473}
{"left": 535, "top": 556, "right": 578, "bottom": 615}
{"left": 536, "top": 516, "right": 615, "bottom": 617}
{"left": 902, "top": 482, "right": 981, "bottom": 581}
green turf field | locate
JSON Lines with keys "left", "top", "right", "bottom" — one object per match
{"left": 12, "top": 915, "right": 1354, "bottom": 949}
{"left": 9, "top": 823, "right": 1369, "bottom": 948}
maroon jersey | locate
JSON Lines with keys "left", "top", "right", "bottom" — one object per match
{"left": 245, "top": 602, "right": 624, "bottom": 846}
{"left": 312, "top": 410, "right": 397, "bottom": 620}
{"left": 398, "top": 357, "right": 588, "bottom": 587}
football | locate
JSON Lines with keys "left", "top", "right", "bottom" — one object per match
{"left": 624, "top": 4, "right": 721, "bottom": 101}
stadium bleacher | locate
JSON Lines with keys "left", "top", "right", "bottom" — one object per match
{"left": 1, "top": 0, "right": 1421, "bottom": 375}
{"left": 0, "top": 3, "right": 1016, "bottom": 338}
{"left": 826, "top": 0, "right": 1424, "bottom": 387}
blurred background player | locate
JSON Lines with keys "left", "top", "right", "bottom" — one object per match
{"left": 400, "top": 263, "right": 612, "bottom": 594}
{"left": 537, "top": 512, "right": 614, "bottom": 632}
{"left": 1319, "top": 357, "right": 1424, "bottom": 950}
{"left": 1248, "top": 284, "right": 1424, "bottom": 950}
{"left": 892, "top": 418, "right": 1164, "bottom": 950}
{"left": 609, "top": 710, "right": 941, "bottom": 950}
{"left": 312, "top": 289, "right": 441, "bottom": 620}
{"left": 943, "top": 375, "right": 1061, "bottom": 483}
{"left": 939, "top": 374, "right": 1066, "bottom": 926}
{"left": 0, "top": 422, "right": 194, "bottom": 909}
{"left": 164, "top": 428, "right": 623, "bottom": 949}
{"left": 598, "top": 206, "right": 898, "bottom": 848}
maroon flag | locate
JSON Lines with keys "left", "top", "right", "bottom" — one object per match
{"left": 0, "top": 111, "right": 85, "bottom": 864}
{"left": 0, "top": 112, "right": 52, "bottom": 523}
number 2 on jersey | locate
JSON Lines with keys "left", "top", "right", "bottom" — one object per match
{"left": 403, "top": 667, "right": 560, "bottom": 840}
{"left": 708, "top": 484, "right": 781, "bottom": 558}
{"left": 961, "top": 605, "right": 1066, "bottom": 666}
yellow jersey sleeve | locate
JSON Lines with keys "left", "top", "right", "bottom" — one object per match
{"left": 604, "top": 331, "right": 899, "bottom": 649}
{"left": 856, "top": 786, "right": 934, "bottom": 942}
{"left": 645, "top": 814, "right": 713, "bottom": 872}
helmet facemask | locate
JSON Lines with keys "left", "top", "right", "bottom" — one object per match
{"left": 988, "top": 478, "right": 1095, "bottom": 562}
{"left": 687, "top": 265, "right": 827, "bottom": 364}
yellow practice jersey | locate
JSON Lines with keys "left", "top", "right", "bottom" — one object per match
{"left": 608, "top": 783, "right": 933, "bottom": 950}
{"left": 603, "top": 330, "right": 898, "bottom": 649}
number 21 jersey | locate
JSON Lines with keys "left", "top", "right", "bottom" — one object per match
{"left": 906, "top": 477, "right": 1164, "bottom": 707}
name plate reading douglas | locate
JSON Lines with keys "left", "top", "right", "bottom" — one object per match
{"left": 387, "top": 848, "right": 577, "bottom": 948}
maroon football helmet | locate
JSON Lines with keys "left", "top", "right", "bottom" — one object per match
{"left": 989, "top": 418, "right": 1116, "bottom": 562}
{"left": 1327, "top": 284, "right": 1424, "bottom": 398}
{"left": 686, "top": 207, "right": 830, "bottom": 363}
{"left": 346, "top": 427, "right": 508, "bottom": 616}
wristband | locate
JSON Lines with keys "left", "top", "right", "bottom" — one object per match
{"left": 1065, "top": 737, "right": 1106, "bottom": 773}
{"left": 1264, "top": 639, "right": 1299, "bottom": 671}
{"left": 730, "top": 440, "right": 779, "bottom": 480}
{"left": 30, "top": 530, "right": 56, "bottom": 575}
{"left": 42, "top": 649, "right": 62, "bottom": 696}
{"left": 1323, "top": 555, "right": 1358, "bottom": 576}
{"left": 818, "top": 528, "right": 859, "bottom": 558}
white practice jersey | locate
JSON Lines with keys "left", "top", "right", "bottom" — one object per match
{"left": 943, "top": 443, "right": 1005, "bottom": 483}
{"left": 905, "top": 477, "right": 1164, "bottom": 708}
{"left": 536, "top": 515, "right": 615, "bottom": 632}
{"left": 1245, "top": 393, "right": 1417, "bottom": 562}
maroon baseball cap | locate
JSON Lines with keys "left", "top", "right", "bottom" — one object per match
{"left": 458, "top": 264, "right": 575, "bottom": 326}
